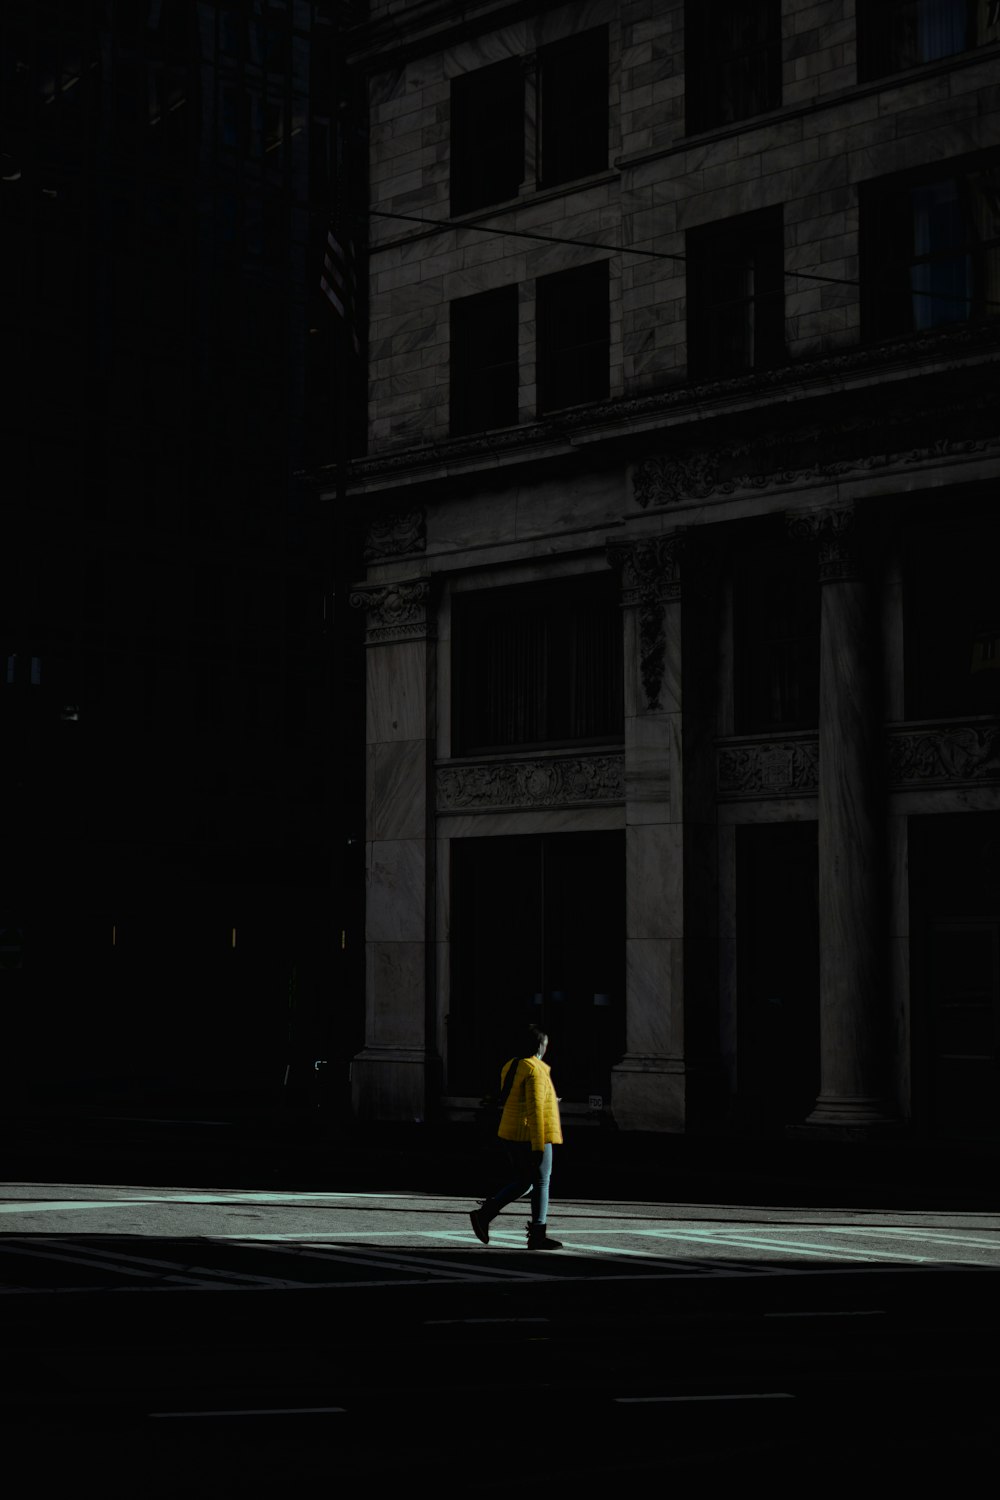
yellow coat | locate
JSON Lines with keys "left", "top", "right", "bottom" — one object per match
{"left": 497, "top": 1056, "right": 563, "bottom": 1152}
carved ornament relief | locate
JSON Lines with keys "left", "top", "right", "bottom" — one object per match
{"left": 717, "top": 738, "right": 820, "bottom": 799}
{"left": 718, "top": 722, "right": 1000, "bottom": 799}
{"left": 364, "top": 508, "right": 427, "bottom": 563}
{"left": 631, "top": 389, "right": 1000, "bottom": 510}
{"left": 349, "top": 579, "right": 432, "bottom": 644}
{"left": 786, "top": 506, "right": 861, "bottom": 582}
{"left": 607, "top": 536, "right": 683, "bottom": 712}
{"left": 436, "top": 753, "right": 625, "bottom": 813}
{"left": 888, "top": 723, "right": 1000, "bottom": 786}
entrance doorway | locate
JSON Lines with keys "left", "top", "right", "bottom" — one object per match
{"left": 910, "top": 813, "right": 1000, "bottom": 1140}
{"left": 736, "top": 821, "right": 819, "bottom": 1129}
{"left": 448, "top": 830, "right": 625, "bottom": 1104}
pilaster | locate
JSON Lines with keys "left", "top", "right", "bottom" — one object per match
{"left": 349, "top": 577, "right": 435, "bottom": 1121}
{"left": 606, "top": 533, "right": 720, "bottom": 1131}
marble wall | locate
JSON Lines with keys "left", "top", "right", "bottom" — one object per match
{"left": 364, "top": 0, "right": 1000, "bottom": 446}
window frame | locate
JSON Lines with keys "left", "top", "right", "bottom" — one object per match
{"left": 536, "top": 259, "right": 611, "bottom": 415}
{"left": 449, "top": 283, "right": 520, "bottom": 437}
{"left": 859, "top": 152, "right": 1000, "bottom": 339}
{"left": 856, "top": 0, "right": 999, "bottom": 83}
{"left": 686, "top": 206, "right": 785, "bottom": 381}
{"left": 538, "top": 25, "right": 609, "bottom": 189}
{"left": 451, "top": 574, "right": 625, "bottom": 757}
{"left": 684, "top": 0, "right": 782, "bottom": 135}
{"left": 449, "top": 56, "right": 524, "bottom": 216}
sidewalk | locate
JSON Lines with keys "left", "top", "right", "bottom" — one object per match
{"left": 4, "top": 1094, "right": 1000, "bottom": 1212}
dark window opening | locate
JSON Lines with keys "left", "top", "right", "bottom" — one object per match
{"left": 684, "top": 0, "right": 781, "bottom": 134}
{"left": 539, "top": 26, "right": 608, "bottom": 187}
{"left": 861, "top": 157, "right": 1000, "bottom": 338}
{"left": 537, "top": 259, "right": 609, "bottom": 413}
{"left": 452, "top": 573, "right": 624, "bottom": 755}
{"left": 734, "top": 544, "right": 819, "bottom": 734}
{"left": 858, "top": 0, "right": 1000, "bottom": 81}
{"left": 450, "top": 284, "right": 519, "bottom": 436}
{"left": 450, "top": 57, "right": 524, "bottom": 215}
{"left": 686, "top": 207, "right": 785, "bottom": 379}
{"left": 904, "top": 509, "right": 1000, "bottom": 720}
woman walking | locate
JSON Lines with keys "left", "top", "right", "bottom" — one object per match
{"left": 470, "top": 1025, "right": 564, "bottom": 1251}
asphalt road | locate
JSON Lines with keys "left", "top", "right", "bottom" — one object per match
{"left": 3, "top": 1182, "right": 999, "bottom": 1492}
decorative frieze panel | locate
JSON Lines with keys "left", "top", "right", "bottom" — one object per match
{"left": 630, "top": 384, "right": 1000, "bottom": 511}
{"left": 364, "top": 508, "right": 427, "bottom": 563}
{"left": 436, "top": 752, "right": 625, "bottom": 813}
{"left": 717, "top": 737, "right": 820, "bottom": 799}
{"left": 350, "top": 579, "right": 432, "bottom": 644}
{"left": 888, "top": 722, "right": 1000, "bottom": 787}
{"left": 717, "top": 722, "right": 1000, "bottom": 799}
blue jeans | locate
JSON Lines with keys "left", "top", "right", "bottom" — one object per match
{"left": 485, "top": 1141, "right": 552, "bottom": 1225}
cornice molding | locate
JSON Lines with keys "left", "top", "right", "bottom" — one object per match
{"left": 333, "top": 322, "right": 1000, "bottom": 495}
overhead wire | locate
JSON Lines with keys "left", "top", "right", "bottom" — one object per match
{"left": 361, "top": 204, "right": 1000, "bottom": 313}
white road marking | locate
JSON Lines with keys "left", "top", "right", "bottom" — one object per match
{"left": 764, "top": 1309, "right": 885, "bottom": 1319}
{"left": 630, "top": 1227, "right": 940, "bottom": 1263}
{"left": 615, "top": 1393, "right": 794, "bottom": 1404}
{"left": 424, "top": 1317, "right": 550, "bottom": 1325}
{"left": 0, "top": 1241, "right": 206, "bottom": 1284}
{"left": 0, "top": 1192, "right": 414, "bottom": 1215}
{"left": 150, "top": 1407, "right": 346, "bottom": 1418}
{"left": 4, "top": 1242, "right": 296, "bottom": 1290}
{"left": 236, "top": 1238, "right": 556, "bottom": 1283}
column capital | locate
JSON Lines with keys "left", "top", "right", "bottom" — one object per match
{"left": 786, "top": 504, "right": 862, "bottom": 582}
{"left": 606, "top": 533, "right": 684, "bottom": 605}
{"left": 350, "top": 577, "right": 433, "bottom": 645}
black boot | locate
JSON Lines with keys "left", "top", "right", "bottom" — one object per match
{"left": 470, "top": 1203, "right": 494, "bottom": 1245}
{"left": 527, "top": 1222, "right": 563, "bottom": 1251}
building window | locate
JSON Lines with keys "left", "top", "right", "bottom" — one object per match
{"left": 858, "top": 0, "right": 1000, "bottom": 81}
{"left": 452, "top": 574, "right": 624, "bottom": 755}
{"left": 538, "top": 26, "right": 608, "bottom": 187}
{"left": 686, "top": 207, "right": 785, "bottom": 379}
{"left": 734, "top": 545, "right": 819, "bottom": 734}
{"left": 450, "top": 57, "right": 523, "bottom": 215}
{"left": 904, "top": 510, "right": 1000, "bottom": 719}
{"left": 450, "top": 284, "right": 519, "bottom": 435}
{"left": 684, "top": 0, "right": 781, "bottom": 134}
{"left": 861, "top": 158, "right": 1000, "bottom": 337}
{"left": 536, "top": 260, "right": 609, "bottom": 414}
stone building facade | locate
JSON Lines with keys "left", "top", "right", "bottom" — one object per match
{"left": 325, "top": 0, "right": 1000, "bottom": 1139}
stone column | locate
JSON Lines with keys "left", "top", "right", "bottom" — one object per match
{"left": 606, "top": 534, "right": 718, "bottom": 1131}
{"left": 787, "top": 505, "right": 892, "bottom": 1128}
{"left": 348, "top": 577, "right": 435, "bottom": 1122}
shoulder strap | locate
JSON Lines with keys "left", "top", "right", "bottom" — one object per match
{"left": 497, "top": 1057, "right": 523, "bottom": 1109}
